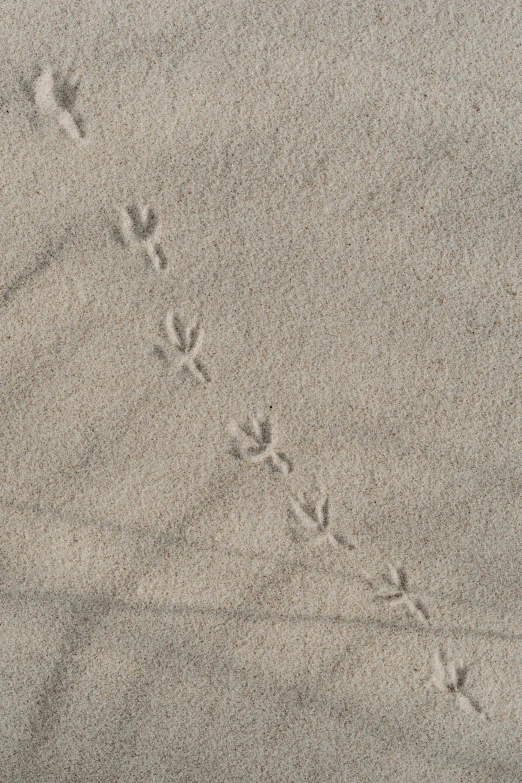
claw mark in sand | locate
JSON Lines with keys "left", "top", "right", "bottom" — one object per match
{"left": 428, "top": 647, "right": 489, "bottom": 720}
{"left": 159, "top": 309, "right": 210, "bottom": 383}
{"left": 119, "top": 203, "right": 166, "bottom": 271}
{"left": 288, "top": 486, "right": 355, "bottom": 549}
{"left": 229, "top": 413, "right": 292, "bottom": 475}
{"left": 362, "top": 563, "right": 430, "bottom": 624}
{"left": 33, "top": 66, "right": 87, "bottom": 145}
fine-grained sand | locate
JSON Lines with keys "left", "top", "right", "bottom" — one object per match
{"left": 2, "top": 2, "right": 522, "bottom": 780}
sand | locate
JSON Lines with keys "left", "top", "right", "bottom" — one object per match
{"left": 1, "top": 1, "right": 522, "bottom": 780}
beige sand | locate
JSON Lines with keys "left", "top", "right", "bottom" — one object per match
{"left": 1, "top": 1, "right": 522, "bottom": 780}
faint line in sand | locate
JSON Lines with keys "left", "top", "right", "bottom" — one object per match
{"left": 3, "top": 588, "right": 520, "bottom": 644}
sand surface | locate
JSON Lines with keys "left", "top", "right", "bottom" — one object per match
{"left": 1, "top": 1, "right": 522, "bottom": 780}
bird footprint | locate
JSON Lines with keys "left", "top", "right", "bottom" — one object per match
{"left": 33, "top": 66, "right": 86, "bottom": 145}
{"left": 158, "top": 309, "right": 209, "bottom": 383}
{"left": 229, "top": 413, "right": 292, "bottom": 475}
{"left": 362, "top": 563, "right": 429, "bottom": 623}
{"left": 288, "top": 487, "right": 354, "bottom": 549}
{"left": 119, "top": 203, "right": 166, "bottom": 271}
{"left": 428, "top": 647, "right": 489, "bottom": 720}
